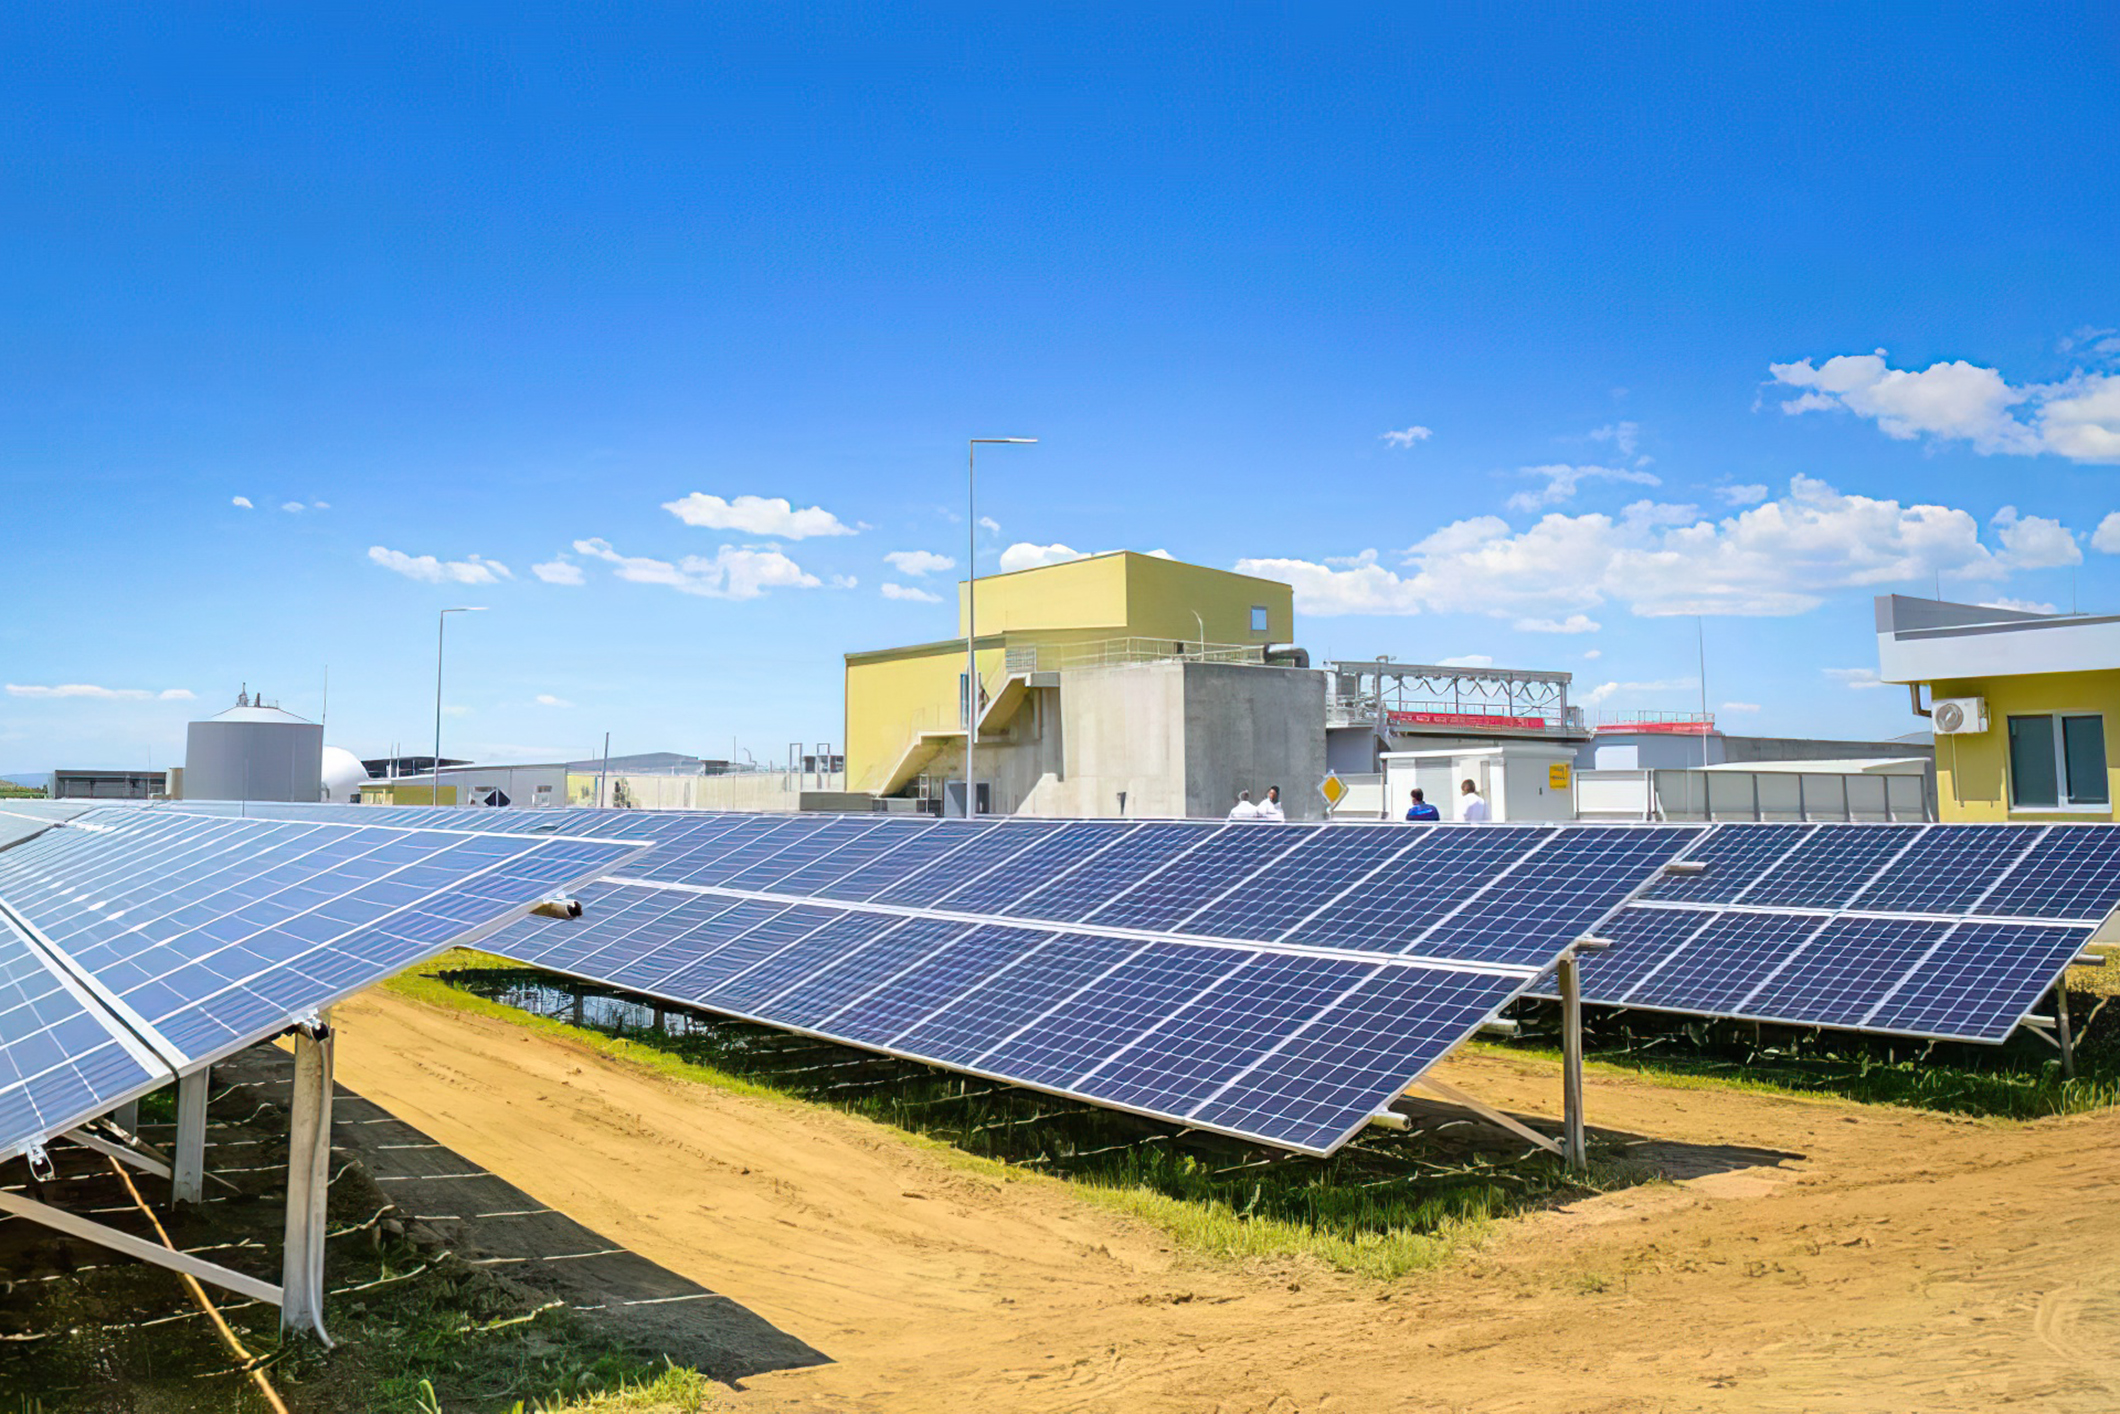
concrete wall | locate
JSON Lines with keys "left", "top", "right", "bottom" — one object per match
{"left": 1182, "top": 660, "right": 1327, "bottom": 820}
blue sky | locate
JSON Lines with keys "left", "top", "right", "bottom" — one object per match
{"left": 5, "top": 6, "right": 2117, "bottom": 771}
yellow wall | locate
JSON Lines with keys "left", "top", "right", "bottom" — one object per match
{"left": 1929, "top": 669, "right": 2120, "bottom": 820}
{"left": 848, "top": 552, "right": 1298, "bottom": 796}
{"left": 358, "top": 782, "right": 458, "bottom": 806}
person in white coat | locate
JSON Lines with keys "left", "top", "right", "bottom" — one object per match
{"left": 1458, "top": 778, "right": 1490, "bottom": 822}
{"left": 1228, "top": 790, "right": 1262, "bottom": 820}
{"left": 1257, "top": 785, "right": 1286, "bottom": 822}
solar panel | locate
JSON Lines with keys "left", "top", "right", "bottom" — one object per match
{"left": 1081, "top": 825, "right": 1312, "bottom": 932}
{"left": 1411, "top": 826, "right": 1702, "bottom": 967}
{"left": 1278, "top": 826, "right": 1554, "bottom": 951}
{"left": 1001, "top": 822, "right": 1216, "bottom": 922}
{"left": 1531, "top": 820, "right": 2117, "bottom": 1044}
{"left": 928, "top": 822, "right": 1134, "bottom": 914}
{"left": 0, "top": 809, "right": 644, "bottom": 1074}
{"left": 1174, "top": 826, "right": 1422, "bottom": 942}
{"left": 814, "top": 822, "right": 1000, "bottom": 902}
{"left": 866, "top": 821, "right": 1066, "bottom": 908}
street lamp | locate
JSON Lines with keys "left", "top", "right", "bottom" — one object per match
{"left": 433, "top": 607, "right": 488, "bottom": 806}
{"left": 965, "top": 437, "right": 1036, "bottom": 819}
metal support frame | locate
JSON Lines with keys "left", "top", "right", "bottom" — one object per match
{"left": 1409, "top": 1075, "right": 1562, "bottom": 1158}
{"left": 279, "top": 1019, "right": 335, "bottom": 1344}
{"left": 0, "top": 1190, "right": 282, "bottom": 1306}
{"left": 172, "top": 1066, "right": 208, "bottom": 1204}
{"left": 1558, "top": 952, "right": 1588, "bottom": 1170}
{"left": 2053, "top": 980, "right": 2076, "bottom": 1081}
{"left": 63, "top": 1127, "right": 172, "bottom": 1179}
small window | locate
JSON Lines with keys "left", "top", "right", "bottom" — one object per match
{"left": 1250, "top": 605, "right": 1269, "bottom": 633}
{"left": 2008, "top": 712, "right": 2108, "bottom": 809}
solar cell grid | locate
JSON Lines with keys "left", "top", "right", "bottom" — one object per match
{"left": 867, "top": 820, "right": 1065, "bottom": 908}
{"left": 0, "top": 913, "right": 165, "bottom": 1162}
{"left": 652, "top": 904, "right": 850, "bottom": 997}
{"left": 822, "top": 924, "right": 1049, "bottom": 1047}
{"left": 719, "top": 817, "right": 895, "bottom": 892}
{"left": 1412, "top": 826, "right": 1700, "bottom": 966}
{"left": 1523, "top": 904, "right": 1716, "bottom": 1003}
{"left": 1637, "top": 823, "right": 1815, "bottom": 905}
{"left": 1864, "top": 921, "right": 2090, "bottom": 1040}
{"left": 1735, "top": 825, "right": 1921, "bottom": 910}
{"left": 593, "top": 897, "right": 792, "bottom": 989}
{"left": 890, "top": 933, "right": 1137, "bottom": 1066}
{"left": 928, "top": 822, "right": 1134, "bottom": 915}
{"left": 973, "top": 941, "right": 1252, "bottom": 1089}
{"left": 816, "top": 822, "right": 999, "bottom": 902}
{"left": 1737, "top": 916, "right": 1954, "bottom": 1027}
{"left": 760, "top": 817, "right": 934, "bottom": 896}
{"left": 648, "top": 816, "right": 835, "bottom": 887}
{"left": 1617, "top": 910, "right": 1824, "bottom": 1014}
{"left": 1176, "top": 826, "right": 1421, "bottom": 942}
{"left": 1849, "top": 825, "right": 2043, "bottom": 915}
{"left": 699, "top": 910, "right": 915, "bottom": 1010}
{"left": 1000, "top": 822, "right": 1212, "bottom": 922}
{"left": 1278, "top": 825, "right": 1553, "bottom": 953}
{"left": 1081, "top": 825, "right": 1310, "bottom": 933}
{"left": 1976, "top": 827, "right": 2120, "bottom": 921}
{"left": 764, "top": 917, "right": 976, "bottom": 1030}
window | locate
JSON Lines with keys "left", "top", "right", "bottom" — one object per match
{"left": 1250, "top": 605, "right": 1269, "bottom": 633}
{"left": 2008, "top": 713, "right": 2109, "bottom": 809}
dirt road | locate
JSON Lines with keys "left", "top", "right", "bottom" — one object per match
{"left": 332, "top": 987, "right": 2120, "bottom": 1414}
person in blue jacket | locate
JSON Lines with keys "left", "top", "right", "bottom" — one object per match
{"left": 1404, "top": 787, "right": 1441, "bottom": 821}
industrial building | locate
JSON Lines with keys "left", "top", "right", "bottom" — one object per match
{"left": 1876, "top": 593, "right": 2119, "bottom": 821}
{"left": 182, "top": 692, "right": 326, "bottom": 803}
{"left": 843, "top": 552, "right": 1316, "bottom": 818}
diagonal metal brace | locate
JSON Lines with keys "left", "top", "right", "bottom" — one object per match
{"left": 0, "top": 1190, "right": 282, "bottom": 1306}
{"left": 1405, "top": 1075, "right": 1564, "bottom": 1158}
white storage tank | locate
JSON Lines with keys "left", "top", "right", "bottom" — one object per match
{"left": 183, "top": 690, "right": 326, "bottom": 803}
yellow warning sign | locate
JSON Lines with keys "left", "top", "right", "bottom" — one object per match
{"left": 1548, "top": 763, "right": 1573, "bottom": 790}
{"left": 1318, "top": 771, "right": 1348, "bottom": 808}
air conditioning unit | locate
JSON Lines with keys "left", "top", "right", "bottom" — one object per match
{"left": 1931, "top": 697, "right": 1988, "bottom": 735}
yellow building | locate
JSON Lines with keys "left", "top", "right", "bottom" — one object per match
{"left": 1875, "top": 594, "right": 2119, "bottom": 820}
{"left": 845, "top": 551, "right": 1296, "bottom": 803}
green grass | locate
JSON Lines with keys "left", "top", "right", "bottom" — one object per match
{"left": 392, "top": 953, "right": 1613, "bottom": 1281}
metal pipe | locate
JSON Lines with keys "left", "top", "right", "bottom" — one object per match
{"left": 1558, "top": 954, "right": 1587, "bottom": 1171}
{"left": 433, "top": 606, "right": 487, "bottom": 807}
{"left": 279, "top": 1022, "right": 335, "bottom": 1344}
{"left": 172, "top": 1068, "right": 208, "bottom": 1204}
{"left": 2054, "top": 979, "right": 2077, "bottom": 1081}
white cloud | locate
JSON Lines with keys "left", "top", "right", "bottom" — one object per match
{"left": 1980, "top": 597, "right": 2058, "bottom": 615}
{"left": 1514, "top": 613, "right": 1601, "bottom": 634}
{"left": 1990, "top": 509, "right": 2080, "bottom": 569}
{"left": 1768, "top": 349, "right": 2120, "bottom": 464}
{"left": 231, "top": 496, "right": 253, "bottom": 509}
{"left": 2059, "top": 326, "right": 2120, "bottom": 356}
{"left": 1437, "top": 654, "right": 1494, "bottom": 669}
{"left": 978, "top": 516, "right": 1001, "bottom": 535}
{"left": 573, "top": 537, "right": 820, "bottom": 600}
{"left": 1381, "top": 426, "right": 1433, "bottom": 448}
{"left": 1720, "top": 701, "right": 1762, "bottom": 714}
{"left": 312, "top": 500, "right": 330, "bottom": 511}
{"left": 368, "top": 546, "right": 514, "bottom": 585}
{"left": 885, "top": 550, "right": 956, "bottom": 577}
{"left": 1581, "top": 677, "right": 1697, "bottom": 707}
{"left": 1716, "top": 484, "right": 1769, "bottom": 506}
{"left": 2092, "top": 512, "right": 2120, "bottom": 555}
{"left": 1507, "top": 463, "right": 1661, "bottom": 512}
{"left": 7, "top": 683, "right": 195, "bottom": 701}
{"left": 532, "top": 556, "right": 586, "bottom": 586}
{"left": 661, "top": 493, "right": 856, "bottom": 539}
{"left": 534, "top": 694, "right": 573, "bottom": 708}
{"left": 1824, "top": 667, "right": 1888, "bottom": 691}
{"left": 1588, "top": 421, "right": 1640, "bottom": 457}
{"left": 1238, "top": 477, "right": 2033, "bottom": 621}
{"left": 1582, "top": 648, "right": 1603, "bottom": 660}
{"left": 281, "top": 501, "right": 306, "bottom": 513}
{"left": 998, "top": 542, "right": 1087, "bottom": 573}
{"left": 881, "top": 582, "right": 943, "bottom": 603}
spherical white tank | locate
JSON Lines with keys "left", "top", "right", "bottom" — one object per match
{"left": 183, "top": 699, "right": 327, "bottom": 802}
{"left": 319, "top": 746, "right": 369, "bottom": 803}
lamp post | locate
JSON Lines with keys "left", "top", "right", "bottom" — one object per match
{"left": 965, "top": 437, "right": 1036, "bottom": 819}
{"left": 433, "top": 607, "right": 488, "bottom": 806}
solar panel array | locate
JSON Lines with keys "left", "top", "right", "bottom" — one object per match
{"left": 233, "top": 804, "right": 1694, "bottom": 1155}
{"left": 1530, "top": 821, "right": 2116, "bottom": 1042}
{"left": 0, "top": 808, "right": 644, "bottom": 1162}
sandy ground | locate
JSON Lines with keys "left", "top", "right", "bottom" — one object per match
{"left": 332, "top": 987, "right": 2120, "bottom": 1414}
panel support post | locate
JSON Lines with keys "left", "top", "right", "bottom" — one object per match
{"left": 2053, "top": 979, "right": 2076, "bottom": 1082}
{"left": 172, "top": 1067, "right": 209, "bottom": 1204}
{"left": 1557, "top": 953, "right": 1588, "bottom": 1172}
{"left": 280, "top": 1020, "right": 334, "bottom": 1345}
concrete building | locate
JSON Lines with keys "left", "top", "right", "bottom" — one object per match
{"left": 844, "top": 552, "right": 1306, "bottom": 815}
{"left": 50, "top": 768, "right": 166, "bottom": 800}
{"left": 1875, "top": 593, "right": 2120, "bottom": 820}
{"left": 182, "top": 693, "right": 325, "bottom": 803}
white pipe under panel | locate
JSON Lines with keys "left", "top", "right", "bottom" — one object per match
{"left": 279, "top": 1023, "right": 334, "bottom": 1345}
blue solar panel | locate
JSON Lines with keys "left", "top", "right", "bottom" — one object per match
{"left": 1175, "top": 827, "right": 1422, "bottom": 942}
{"left": 699, "top": 911, "right": 914, "bottom": 1012}
{"left": 1185, "top": 963, "right": 1527, "bottom": 1154}
{"left": 1976, "top": 827, "right": 2120, "bottom": 921}
{"left": 763, "top": 918, "right": 977, "bottom": 1030}
{"left": 1412, "top": 826, "right": 1701, "bottom": 966}
{"left": 823, "top": 924, "right": 1051, "bottom": 1046}
{"left": 717, "top": 818, "right": 897, "bottom": 893}
{"left": 890, "top": 933, "right": 1140, "bottom": 1067}
{"left": 0, "top": 911, "right": 166, "bottom": 1163}
{"left": 816, "top": 822, "right": 999, "bottom": 902}
{"left": 867, "top": 821, "right": 1066, "bottom": 908}
{"left": 0, "top": 811, "right": 642, "bottom": 1070}
{"left": 1737, "top": 916, "right": 1955, "bottom": 1027}
{"left": 973, "top": 941, "right": 1254, "bottom": 1089}
{"left": 652, "top": 817, "right": 836, "bottom": 887}
{"left": 1617, "top": 910, "right": 1826, "bottom": 1015}
{"left": 652, "top": 904, "right": 851, "bottom": 997}
{"left": 1002, "top": 823, "right": 1216, "bottom": 922}
{"left": 1849, "top": 825, "right": 2043, "bottom": 915}
{"left": 1279, "top": 826, "right": 1553, "bottom": 952}
{"left": 760, "top": 818, "right": 935, "bottom": 896}
{"left": 1637, "top": 823, "right": 1816, "bottom": 905}
{"left": 1735, "top": 825, "right": 1922, "bottom": 910}
{"left": 1523, "top": 904, "right": 1717, "bottom": 1004}
{"left": 1863, "top": 922, "right": 2090, "bottom": 1040}
{"left": 1083, "top": 825, "right": 1311, "bottom": 932}
{"left": 928, "top": 823, "right": 1135, "bottom": 915}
